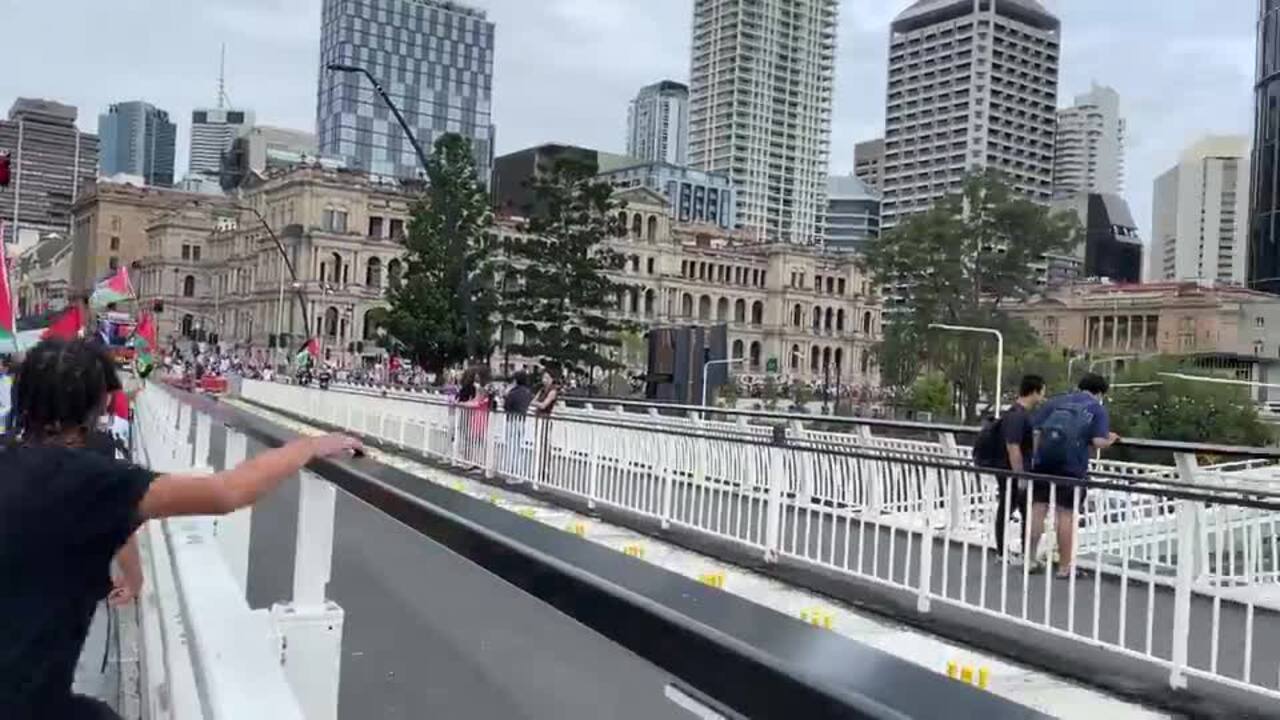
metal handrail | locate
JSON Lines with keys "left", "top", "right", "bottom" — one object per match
{"left": 161, "top": 384, "right": 1043, "bottom": 720}
{"left": 309, "top": 379, "right": 1280, "bottom": 460}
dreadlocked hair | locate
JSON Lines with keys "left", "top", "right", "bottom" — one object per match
{"left": 10, "top": 339, "right": 120, "bottom": 446}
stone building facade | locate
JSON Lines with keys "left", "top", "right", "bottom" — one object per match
{"left": 134, "top": 166, "right": 412, "bottom": 358}
{"left": 130, "top": 166, "right": 883, "bottom": 386}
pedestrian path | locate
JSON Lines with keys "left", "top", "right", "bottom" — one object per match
{"left": 231, "top": 398, "right": 1168, "bottom": 719}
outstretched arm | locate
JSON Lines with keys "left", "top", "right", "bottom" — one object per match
{"left": 139, "top": 434, "right": 361, "bottom": 519}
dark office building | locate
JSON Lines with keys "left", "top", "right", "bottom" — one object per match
{"left": 492, "top": 143, "right": 632, "bottom": 217}
{"left": 1250, "top": 0, "right": 1280, "bottom": 293}
{"left": 1050, "top": 192, "right": 1143, "bottom": 283}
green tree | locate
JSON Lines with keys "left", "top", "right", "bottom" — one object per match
{"left": 861, "top": 171, "right": 1079, "bottom": 418}
{"left": 909, "top": 372, "right": 952, "bottom": 417}
{"left": 384, "top": 133, "right": 496, "bottom": 373}
{"left": 1106, "top": 358, "right": 1274, "bottom": 458}
{"left": 503, "top": 158, "right": 632, "bottom": 377}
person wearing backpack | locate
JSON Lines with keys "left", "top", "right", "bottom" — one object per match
{"left": 973, "top": 375, "right": 1046, "bottom": 559}
{"left": 1029, "top": 373, "right": 1119, "bottom": 577}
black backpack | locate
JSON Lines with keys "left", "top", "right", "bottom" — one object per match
{"left": 972, "top": 412, "right": 1007, "bottom": 468}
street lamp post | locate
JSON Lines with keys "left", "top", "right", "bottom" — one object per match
{"left": 702, "top": 357, "right": 746, "bottom": 408}
{"left": 326, "top": 62, "right": 483, "bottom": 362}
{"left": 325, "top": 63, "right": 430, "bottom": 172}
{"left": 929, "top": 323, "right": 1005, "bottom": 418}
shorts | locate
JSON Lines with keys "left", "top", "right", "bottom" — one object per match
{"left": 1030, "top": 474, "right": 1086, "bottom": 510}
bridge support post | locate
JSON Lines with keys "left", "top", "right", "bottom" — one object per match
{"left": 216, "top": 429, "right": 253, "bottom": 595}
{"left": 857, "top": 426, "right": 881, "bottom": 516}
{"left": 272, "top": 469, "right": 344, "bottom": 720}
{"left": 938, "top": 432, "right": 963, "bottom": 530}
{"left": 194, "top": 412, "right": 211, "bottom": 467}
{"left": 763, "top": 427, "right": 788, "bottom": 562}
{"left": 587, "top": 423, "right": 600, "bottom": 510}
{"left": 1169, "top": 452, "right": 1199, "bottom": 691}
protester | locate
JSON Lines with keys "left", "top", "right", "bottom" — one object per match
{"left": 0, "top": 339, "right": 361, "bottom": 719}
{"left": 504, "top": 371, "right": 533, "bottom": 415}
{"left": 501, "top": 372, "right": 534, "bottom": 477}
{"left": 1028, "top": 373, "right": 1119, "bottom": 577}
{"left": 530, "top": 366, "right": 562, "bottom": 416}
{"left": 973, "top": 375, "right": 1046, "bottom": 560}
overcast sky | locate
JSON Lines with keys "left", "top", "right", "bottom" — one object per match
{"left": 0, "top": 0, "right": 1257, "bottom": 241}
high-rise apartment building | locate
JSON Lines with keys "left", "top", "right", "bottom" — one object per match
{"left": 0, "top": 99, "right": 99, "bottom": 245}
{"left": 316, "top": 0, "right": 495, "bottom": 182}
{"left": 98, "top": 101, "right": 177, "bottom": 187}
{"left": 1053, "top": 83, "right": 1125, "bottom": 197}
{"left": 882, "top": 0, "right": 1060, "bottom": 227}
{"left": 688, "top": 0, "right": 838, "bottom": 244}
{"left": 853, "top": 138, "right": 885, "bottom": 191}
{"left": 627, "top": 81, "right": 689, "bottom": 166}
{"left": 1250, "top": 0, "right": 1280, "bottom": 293}
{"left": 1151, "top": 136, "right": 1251, "bottom": 285}
{"left": 189, "top": 107, "right": 253, "bottom": 177}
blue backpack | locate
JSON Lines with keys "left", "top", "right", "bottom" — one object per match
{"left": 1035, "top": 400, "right": 1090, "bottom": 472}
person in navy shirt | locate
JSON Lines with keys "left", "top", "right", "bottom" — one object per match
{"left": 1028, "top": 373, "right": 1119, "bottom": 577}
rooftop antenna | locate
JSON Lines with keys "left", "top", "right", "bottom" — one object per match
{"left": 217, "top": 43, "right": 229, "bottom": 109}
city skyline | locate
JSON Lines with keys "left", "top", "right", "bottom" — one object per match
{"left": 0, "top": 0, "right": 1256, "bottom": 244}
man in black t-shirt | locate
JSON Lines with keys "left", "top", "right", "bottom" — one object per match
{"left": 990, "top": 375, "right": 1046, "bottom": 558}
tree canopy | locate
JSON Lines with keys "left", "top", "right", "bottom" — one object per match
{"left": 501, "top": 158, "right": 633, "bottom": 377}
{"left": 384, "top": 133, "right": 498, "bottom": 373}
{"left": 862, "top": 171, "right": 1080, "bottom": 417}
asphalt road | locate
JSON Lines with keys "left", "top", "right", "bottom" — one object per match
{"left": 235, "top": 429, "right": 689, "bottom": 720}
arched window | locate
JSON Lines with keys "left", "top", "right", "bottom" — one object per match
{"left": 366, "top": 257, "right": 383, "bottom": 287}
{"left": 791, "top": 345, "right": 801, "bottom": 370}
{"left": 732, "top": 339, "right": 744, "bottom": 359}
{"left": 822, "top": 347, "right": 832, "bottom": 370}
{"left": 629, "top": 287, "right": 640, "bottom": 313}
{"left": 646, "top": 215, "right": 658, "bottom": 241}
{"left": 644, "top": 289, "right": 656, "bottom": 317}
{"left": 834, "top": 348, "right": 844, "bottom": 374}
{"left": 792, "top": 304, "right": 802, "bottom": 327}
{"left": 810, "top": 347, "right": 820, "bottom": 373}
{"left": 180, "top": 314, "right": 194, "bottom": 337}
{"left": 837, "top": 309, "right": 846, "bottom": 332}
{"left": 824, "top": 307, "right": 833, "bottom": 332}
{"left": 617, "top": 211, "right": 629, "bottom": 237}
{"left": 631, "top": 255, "right": 641, "bottom": 273}
{"left": 632, "top": 213, "right": 643, "bottom": 238}
{"left": 363, "top": 308, "right": 382, "bottom": 340}
{"left": 647, "top": 257, "right": 655, "bottom": 274}
{"left": 388, "top": 259, "right": 403, "bottom": 289}
{"left": 716, "top": 297, "right": 729, "bottom": 321}
{"left": 734, "top": 299, "right": 746, "bottom": 323}
{"left": 330, "top": 252, "right": 342, "bottom": 284}
{"left": 861, "top": 349, "right": 871, "bottom": 374}
{"left": 812, "top": 308, "right": 821, "bottom": 332}
{"left": 182, "top": 275, "right": 195, "bottom": 298}
{"left": 863, "top": 311, "right": 873, "bottom": 335}
{"left": 749, "top": 341, "right": 762, "bottom": 369}
{"left": 681, "top": 293, "right": 694, "bottom": 317}
{"left": 751, "top": 301, "right": 763, "bottom": 325}
{"left": 698, "top": 295, "right": 712, "bottom": 321}
{"left": 324, "top": 307, "right": 339, "bottom": 338}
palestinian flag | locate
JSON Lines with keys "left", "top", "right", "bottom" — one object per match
{"left": 296, "top": 337, "right": 320, "bottom": 367}
{"left": 41, "top": 304, "right": 85, "bottom": 341}
{"left": 0, "top": 228, "right": 16, "bottom": 349}
{"left": 90, "top": 267, "right": 132, "bottom": 310}
{"left": 133, "top": 312, "right": 158, "bottom": 377}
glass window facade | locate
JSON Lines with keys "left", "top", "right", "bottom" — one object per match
{"left": 1251, "top": 1, "right": 1280, "bottom": 292}
{"left": 317, "top": 0, "right": 495, "bottom": 183}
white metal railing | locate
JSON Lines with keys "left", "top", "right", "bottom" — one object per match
{"left": 130, "top": 386, "right": 340, "bottom": 720}
{"left": 239, "top": 379, "right": 1280, "bottom": 704}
